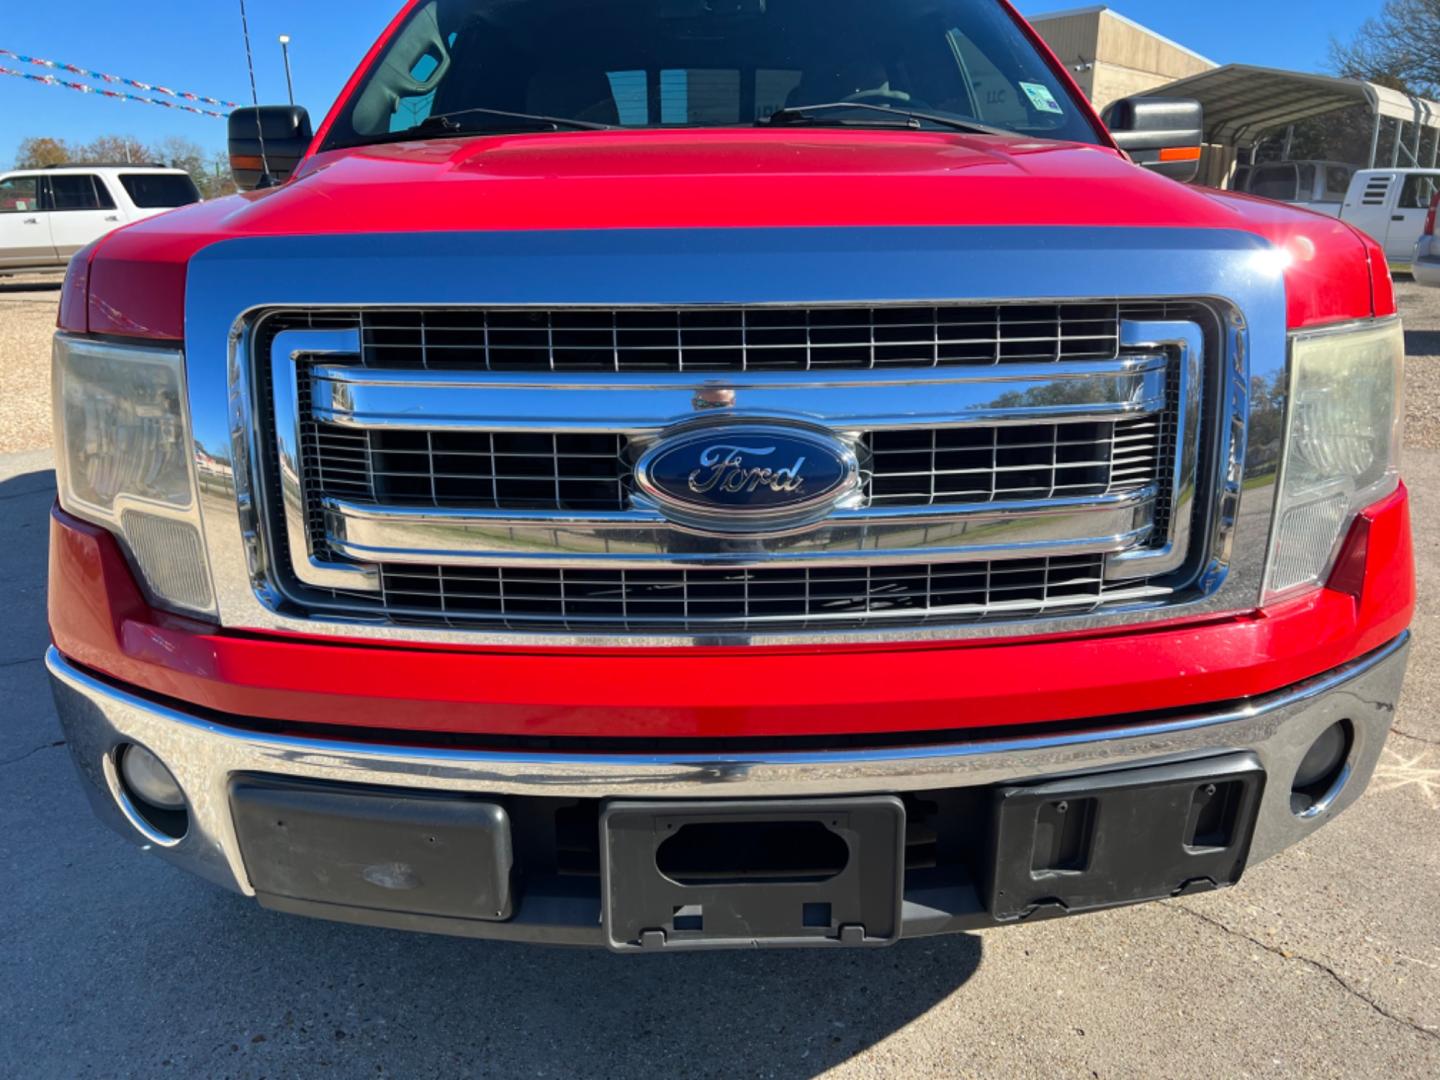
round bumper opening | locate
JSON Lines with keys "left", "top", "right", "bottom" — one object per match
{"left": 1290, "top": 719, "right": 1355, "bottom": 819}
{"left": 106, "top": 743, "right": 189, "bottom": 845}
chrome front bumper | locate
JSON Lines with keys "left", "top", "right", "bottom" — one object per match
{"left": 48, "top": 635, "right": 1409, "bottom": 940}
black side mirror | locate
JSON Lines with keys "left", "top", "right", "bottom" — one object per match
{"left": 1102, "top": 97, "right": 1203, "bottom": 183}
{"left": 228, "top": 106, "right": 314, "bottom": 190}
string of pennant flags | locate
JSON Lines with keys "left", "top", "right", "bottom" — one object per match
{"left": 0, "top": 48, "right": 235, "bottom": 117}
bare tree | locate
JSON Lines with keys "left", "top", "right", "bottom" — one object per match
{"left": 80, "top": 134, "right": 154, "bottom": 165}
{"left": 153, "top": 136, "right": 238, "bottom": 199}
{"left": 1332, "top": 0, "right": 1440, "bottom": 97}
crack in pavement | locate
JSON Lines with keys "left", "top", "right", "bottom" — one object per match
{"left": 0, "top": 656, "right": 44, "bottom": 670}
{"left": 0, "top": 740, "right": 65, "bottom": 768}
{"left": 1393, "top": 727, "right": 1440, "bottom": 748}
{"left": 0, "top": 487, "right": 54, "bottom": 504}
{"left": 1165, "top": 901, "right": 1440, "bottom": 1042}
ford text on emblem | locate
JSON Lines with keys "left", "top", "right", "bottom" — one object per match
{"left": 635, "top": 423, "right": 861, "bottom": 533}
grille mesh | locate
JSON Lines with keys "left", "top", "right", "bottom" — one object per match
{"left": 356, "top": 304, "right": 1122, "bottom": 372}
{"left": 375, "top": 555, "right": 1147, "bottom": 630}
{"left": 308, "top": 418, "right": 1159, "bottom": 513}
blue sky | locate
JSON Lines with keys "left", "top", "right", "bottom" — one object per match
{"left": 1, "top": 1, "right": 1384, "bottom": 169}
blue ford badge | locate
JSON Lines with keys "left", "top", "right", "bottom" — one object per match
{"left": 635, "top": 424, "right": 860, "bottom": 532}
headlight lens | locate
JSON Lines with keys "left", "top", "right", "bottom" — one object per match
{"left": 53, "top": 335, "right": 217, "bottom": 617}
{"left": 1265, "top": 320, "right": 1403, "bottom": 599}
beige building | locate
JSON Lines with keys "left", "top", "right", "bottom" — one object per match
{"left": 1029, "top": 6, "right": 1217, "bottom": 116}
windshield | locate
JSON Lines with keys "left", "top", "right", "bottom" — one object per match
{"left": 322, "top": 0, "right": 1100, "bottom": 150}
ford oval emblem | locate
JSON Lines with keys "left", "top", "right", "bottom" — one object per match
{"left": 635, "top": 423, "right": 861, "bottom": 533}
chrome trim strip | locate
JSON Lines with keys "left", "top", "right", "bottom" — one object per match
{"left": 101, "top": 749, "right": 183, "bottom": 849}
{"left": 268, "top": 328, "right": 380, "bottom": 593}
{"left": 47, "top": 634, "right": 1410, "bottom": 894}
{"left": 311, "top": 357, "right": 1169, "bottom": 434}
{"left": 1106, "top": 319, "right": 1203, "bottom": 580}
{"left": 322, "top": 488, "right": 1157, "bottom": 568}
{"left": 185, "top": 226, "right": 1288, "bottom": 645}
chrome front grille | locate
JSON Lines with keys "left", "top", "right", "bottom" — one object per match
{"left": 358, "top": 303, "right": 1123, "bottom": 373}
{"left": 255, "top": 301, "right": 1211, "bottom": 636}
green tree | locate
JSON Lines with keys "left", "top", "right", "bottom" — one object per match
{"left": 15, "top": 136, "right": 72, "bottom": 168}
{"left": 12, "top": 133, "right": 238, "bottom": 200}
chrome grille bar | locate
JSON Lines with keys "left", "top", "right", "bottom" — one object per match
{"left": 310, "top": 357, "right": 1168, "bottom": 434}
{"left": 321, "top": 487, "right": 1157, "bottom": 569}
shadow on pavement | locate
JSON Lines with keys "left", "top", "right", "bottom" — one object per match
{"left": 96, "top": 882, "right": 986, "bottom": 1077}
{"left": 0, "top": 279, "right": 62, "bottom": 294}
{"left": 6, "top": 462, "right": 982, "bottom": 1077}
{"left": 0, "top": 469, "right": 56, "bottom": 669}
{"left": 1405, "top": 327, "right": 1440, "bottom": 356}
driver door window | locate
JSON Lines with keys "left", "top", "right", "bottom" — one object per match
{"left": 0, "top": 176, "right": 42, "bottom": 213}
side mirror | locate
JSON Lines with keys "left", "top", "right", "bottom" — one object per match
{"left": 1102, "top": 97, "right": 1203, "bottom": 183}
{"left": 228, "top": 106, "right": 313, "bottom": 190}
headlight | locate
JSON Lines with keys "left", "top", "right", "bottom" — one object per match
{"left": 1264, "top": 320, "right": 1403, "bottom": 600}
{"left": 52, "top": 334, "right": 217, "bottom": 617}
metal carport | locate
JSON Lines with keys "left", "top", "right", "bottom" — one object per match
{"left": 1139, "top": 64, "right": 1440, "bottom": 184}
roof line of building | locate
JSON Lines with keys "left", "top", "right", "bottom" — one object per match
{"left": 1028, "top": 5, "right": 1218, "bottom": 69}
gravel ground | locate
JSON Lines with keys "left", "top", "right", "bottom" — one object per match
{"left": 1401, "top": 278, "right": 1440, "bottom": 449}
{"left": 0, "top": 273, "right": 61, "bottom": 454}
{"left": 1, "top": 275, "right": 1438, "bottom": 1078}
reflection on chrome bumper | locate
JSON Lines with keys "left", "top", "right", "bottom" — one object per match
{"left": 48, "top": 636, "right": 1409, "bottom": 934}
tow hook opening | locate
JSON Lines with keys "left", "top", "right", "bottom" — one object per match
{"left": 1291, "top": 719, "right": 1355, "bottom": 819}
{"left": 656, "top": 820, "right": 850, "bottom": 885}
{"left": 108, "top": 743, "right": 189, "bottom": 844}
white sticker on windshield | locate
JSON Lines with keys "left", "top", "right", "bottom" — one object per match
{"left": 1020, "top": 82, "right": 1064, "bottom": 115}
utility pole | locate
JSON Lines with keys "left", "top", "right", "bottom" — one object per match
{"left": 278, "top": 34, "right": 295, "bottom": 106}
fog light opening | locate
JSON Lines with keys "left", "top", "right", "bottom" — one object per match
{"left": 1291, "top": 720, "right": 1355, "bottom": 819}
{"left": 112, "top": 744, "right": 189, "bottom": 843}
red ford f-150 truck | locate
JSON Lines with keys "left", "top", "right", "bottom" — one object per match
{"left": 47, "top": 0, "right": 1412, "bottom": 950}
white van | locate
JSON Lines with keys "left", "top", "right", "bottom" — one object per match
{"left": 0, "top": 164, "right": 201, "bottom": 275}
{"left": 1231, "top": 160, "right": 1356, "bottom": 212}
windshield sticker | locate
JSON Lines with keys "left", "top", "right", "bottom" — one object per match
{"left": 1020, "top": 82, "right": 1064, "bottom": 115}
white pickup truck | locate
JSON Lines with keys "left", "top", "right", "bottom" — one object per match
{"left": 1239, "top": 165, "right": 1440, "bottom": 267}
{"left": 0, "top": 164, "right": 200, "bottom": 276}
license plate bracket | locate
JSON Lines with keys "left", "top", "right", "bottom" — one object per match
{"left": 986, "top": 753, "right": 1266, "bottom": 922}
{"left": 601, "top": 797, "right": 905, "bottom": 951}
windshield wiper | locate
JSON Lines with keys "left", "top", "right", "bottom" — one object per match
{"left": 758, "top": 102, "right": 1009, "bottom": 137}
{"left": 419, "top": 107, "right": 616, "bottom": 132}
{"left": 330, "top": 107, "right": 615, "bottom": 149}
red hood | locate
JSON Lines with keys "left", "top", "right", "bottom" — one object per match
{"left": 73, "top": 129, "right": 1387, "bottom": 338}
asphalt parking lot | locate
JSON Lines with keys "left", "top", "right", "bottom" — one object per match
{"left": 1, "top": 276, "right": 1437, "bottom": 1078}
